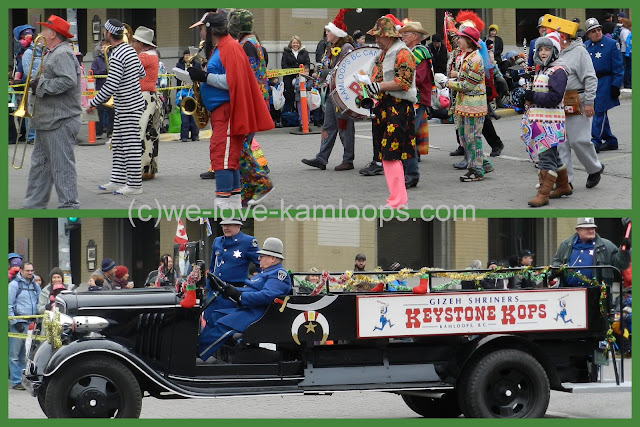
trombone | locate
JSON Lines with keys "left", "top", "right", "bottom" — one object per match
{"left": 12, "top": 34, "right": 46, "bottom": 170}
{"left": 102, "top": 45, "right": 114, "bottom": 108}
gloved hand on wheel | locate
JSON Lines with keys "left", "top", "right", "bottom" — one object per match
{"left": 222, "top": 285, "right": 242, "bottom": 305}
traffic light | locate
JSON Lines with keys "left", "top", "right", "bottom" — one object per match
{"left": 64, "top": 218, "right": 81, "bottom": 234}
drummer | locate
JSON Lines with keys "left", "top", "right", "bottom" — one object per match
{"left": 301, "top": 8, "right": 357, "bottom": 172}
{"left": 363, "top": 15, "right": 417, "bottom": 208}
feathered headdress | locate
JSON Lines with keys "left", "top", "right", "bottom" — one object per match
{"left": 456, "top": 10, "right": 485, "bottom": 32}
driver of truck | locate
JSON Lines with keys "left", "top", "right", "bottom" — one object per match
{"left": 552, "top": 217, "right": 631, "bottom": 287}
{"left": 198, "top": 237, "right": 292, "bottom": 362}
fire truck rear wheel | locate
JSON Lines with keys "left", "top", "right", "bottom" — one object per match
{"left": 459, "top": 349, "right": 550, "bottom": 418}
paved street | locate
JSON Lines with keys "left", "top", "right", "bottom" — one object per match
{"left": 8, "top": 357, "right": 631, "bottom": 418}
{"left": 8, "top": 100, "right": 631, "bottom": 211}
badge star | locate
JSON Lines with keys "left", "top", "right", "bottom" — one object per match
{"left": 589, "top": 249, "right": 594, "bottom": 256}
{"left": 304, "top": 322, "right": 317, "bottom": 333}
{"left": 595, "top": 52, "right": 602, "bottom": 59}
{"left": 233, "top": 250, "right": 242, "bottom": 258}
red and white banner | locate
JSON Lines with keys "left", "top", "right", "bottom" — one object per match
{"left": 174, "top": 219, "right": 188, "bottom": 245}
{"left": 356, "top": 289, "right": 588, "bottom": 339}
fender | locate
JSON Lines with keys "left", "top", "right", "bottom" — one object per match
{"left": 42, "top": 339, "right": 207, "bottom": 398}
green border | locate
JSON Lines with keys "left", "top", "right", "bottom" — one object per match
{"left": 3, "top": 1, "right": 636, "bottom": 423}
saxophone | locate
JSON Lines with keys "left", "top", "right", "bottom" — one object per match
{"left": 180, "top": 41, "right": 210, "bottom": 129}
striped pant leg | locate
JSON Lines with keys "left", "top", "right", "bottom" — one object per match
{"left": 49, "top": 118, "right": 81, "bottom": 208}
{"left": 111, "top": 110, "right": 143, "bottom": 188}
{"left": 23, "top": 130, "right": 54, "bottom": 209}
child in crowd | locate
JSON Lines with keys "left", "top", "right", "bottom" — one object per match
{"left": 88, "top": 275, "right": 105, "bottom": 291}
{"left": 175, "top": 86, "right": 199, "bottom": 142}
{"left": 268, "top": 76, "right": 282, "bottom": 127}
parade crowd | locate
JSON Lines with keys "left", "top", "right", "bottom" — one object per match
{"left": 8, "top": 9, "right": 631, "bottom": 209}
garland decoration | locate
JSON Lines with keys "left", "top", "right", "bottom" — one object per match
{"left": 290, "top": 264, "right": 609, "bottom": 293}
{"left": 42, "top": 310, "right": 63, "bottom": 349}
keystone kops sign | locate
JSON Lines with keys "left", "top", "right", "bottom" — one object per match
{"left": 356, "top": 289, "right": 588, "bottom": 338}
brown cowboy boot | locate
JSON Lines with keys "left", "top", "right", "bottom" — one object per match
{"left": 528, "top": 170, "right": 557, "bottom": 207}
{"left": 549, "top": 165, "right": 572, "bottom": 198}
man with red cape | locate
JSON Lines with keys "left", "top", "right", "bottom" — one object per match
{"left": 188, "top": 11, "right": 274, "bottom": 210}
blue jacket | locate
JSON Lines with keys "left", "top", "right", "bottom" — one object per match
{"left": 208, "top": 231, "right": 260, "bottom": 286}
{"left": 584, "top": 36, "right": 624, "bottom": 113}
{"left": 175, "top": 87, "right": 194, "bottom": 107}
{"left": 8, "top": 273, "right": 41, "bottom": 326}
{"left": 217, "top": 263, "right": 292, "bottom": 332}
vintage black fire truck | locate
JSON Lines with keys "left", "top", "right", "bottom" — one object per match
{"left": 22, "top": 266, "right": 627, "bottom": 418}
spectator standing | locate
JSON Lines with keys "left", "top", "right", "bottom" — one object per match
{"left": 281, "top": 35, "right": 310, "bottom": 113}
{"left": 9, "top": 252, "right": 23, "bottom": 281}
{"left": 37, "top": 267, "right": 67, "bottom": 313}
{"left": 175, "top": 85, "right": 199, "bottom": 141}
{"left": 354, "top": 253, "right": 367, "bottom": 272}
{"left": 484, "top": 24, "right": 504, "bottom": 70}
{"left": 174, "top": 48, "right": 190, "bottom": 87}
{"left": 8, "top": 262, "right": 40, "bottom": 390}
{"left": 528, "top": 16, "right": 547, "bottom": 67}
{"left": 90, "top": 38, "right": 115, "bottom": 139}
{"left": 315, "top": 31, "right": 328, "bottom": 63}
{"left": 91, "top": 258, "right": 117, "bottom": 290}
{"left": 113, "top": 265, "right": 133, "bottom": 289}
{"left": 601, "top": 13, "right": 616, "bottom": 36}
{"left": 584, "top": 17, "right": 623, "bottom": 154}
{"left": 353, "top": 30, "right": 366, "bottom": 47}
{"left": 428, "top": 34, "right": 448, "bottom": 76}
{"left": 619, "top": 18, "right": 632, "bottom": 89}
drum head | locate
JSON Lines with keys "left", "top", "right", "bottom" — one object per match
{"left": 329, "top": 46, "right": 381, "bottom": 120}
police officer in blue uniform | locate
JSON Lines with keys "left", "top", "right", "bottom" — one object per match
{"left": 584, "top": 18, "right": 624, "bottom": 152}
{"left": 203, "top": 218, "right": 260, "bottom": 324}
{"left": 198, "top": 237, "right": 291, "bottom": 362}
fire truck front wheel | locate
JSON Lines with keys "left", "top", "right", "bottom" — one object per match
{"left": 458, "top": 349, "right": 550, "bottom": 418}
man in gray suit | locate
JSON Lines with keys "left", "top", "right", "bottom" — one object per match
{"left": 23, "top": 15, "right": 81, "bottom": 209}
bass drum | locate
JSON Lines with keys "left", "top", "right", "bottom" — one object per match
{"left": 329, "top": 46, "right": 381, "bottom": 120}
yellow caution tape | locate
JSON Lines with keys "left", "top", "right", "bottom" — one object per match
{"left": 267, "top": 68, "right": 302, "bottom": 78}
{"left": 82, "top": 85, "right": 189, "bottom": 96}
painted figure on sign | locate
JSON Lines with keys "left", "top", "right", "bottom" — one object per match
{"left": 373, "top": 301, "right": 393, "bottom": 331}
{"left": 554, "top": 297, "right": 573, "bottom": 324}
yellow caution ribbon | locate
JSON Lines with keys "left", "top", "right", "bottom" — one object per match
{"left": 266, "top": 68, "right": 303, "bottom": 78}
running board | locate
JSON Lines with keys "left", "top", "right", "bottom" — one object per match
{"left": 561, "top": 381, "right": 632, "bottom": 393}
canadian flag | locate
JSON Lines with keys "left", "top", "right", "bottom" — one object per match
{"left": 174, "top": 219, "right": 189, "bottom": 244}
